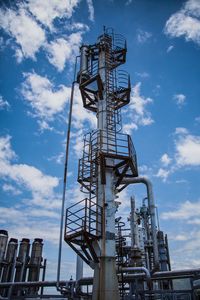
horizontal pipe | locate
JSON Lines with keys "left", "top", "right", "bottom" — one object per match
{"left": 153, "top": 268, "right": 200, "bottom": 278}
{"left": 0, "top": 268, "right": 199, "bottom": 289}
{"left": 0, "top": 277, "right": 93, "bottom": 288}
{"left": 120, "top": 267, "right": 151, "bottom": 280}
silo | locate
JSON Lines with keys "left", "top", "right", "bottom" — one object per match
{"left": 15, "top": 238, "right": 30, "bottom": 282}
{"left": 0, "top": 238, "right": 18, "bottom": 297}
{"left": 1, "top": 238, "right": 18, "bottom": 283}
{"left": 0, "top": 230, "right": 8, "bottom": 280}
{"left": 27, "top": 238, "right": 43, "bottom": 295}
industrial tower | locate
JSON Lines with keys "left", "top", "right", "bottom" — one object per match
{"left": 64, "top": 27, "right": 158, "bottom": 299}
{"left": 0, "top": 28, "right": 200, "bottom": 300}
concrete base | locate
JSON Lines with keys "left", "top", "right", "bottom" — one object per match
{"left": 92, "top": 257, "right": 120, "bottom": 300}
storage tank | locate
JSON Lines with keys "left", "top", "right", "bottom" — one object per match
{"left": 27, "top": 238, "right": 43, "bottom": 295}
{"left": 1, "top": 238, "right": 18, "bottom": 283}
{"left": 15, "top": 238, "right": 30, "bottom": 282}
{"left": 0, "top": 230, "right": 8, "bottom": 279}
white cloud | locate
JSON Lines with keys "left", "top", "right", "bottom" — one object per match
{"left": 164, "top": 0, "right": 200, "bottom": 45}
{"left": 123, "top": 82, "right": 154, "bottom": 133}
{"left": 175, "top": 127, "right": 189, "bottom": 135}
{"left": 0, "top": 6, "right": 46, "bottom": 60}
{"left": 135, "top": 72, "right": 150, "bottom": 78}
{"left": 26, "top": 0, "right": 79, "bottom": 30}
{"left": 160, "top": 153, "right": 172, "bottom": 166}
{"left": 2, "top": 183, "right": 22, "bottom": 195}
{"left": 167, "top": 45, "right": 174, "bottom": 53}
{"left": 137, "top": 29, "right": 152, "bottom": 43}
{"left": 155, "top": 128, "right": 200, "bottom": 180}
{"left": 184, "top": 0, "right": 200, "bottom": 18}
{"left": 72, "top": 85, "right": 96, "bottom": 129}
{"left": 86, "top": 0, "right": 94, "bottom": 21}
{"left": 45, "top": 33, "right": 83, "bottom": 71}
{"left": 0, "top": 135, "right": 59, "bottom": 202}
{"left": 67, "top": 22, "right": 89, "bottom": 31}
{"left": 161, "top": 199, "right": 200, "bottom": 220}
{"left": 155, "top": 168, "right": 170, "bottom": 182}
{"left": 21, "top": 72, "right": 71, "bottom": 122}
{"left": 173, "top": 93, "right": 186, "bottom": 107}
{"left": 71, "top": 129, "right": 84, "bottom": 158}
{"left": 0, "top": 95, "right": 10, "bottom": 110}
{"left": 174, "top": 234, "right": 188, "bottom": 241}
{"left": 37, "top": 120, "right": 54, "bottom": 132}
{"left": 175, "top": 130, "right": 200, "bottom": 166}
{"left": 123, "top": 123, "right": 138, "bottom": 134}
{"left": 0, "top": 206, "right": 60, "bottom": 244}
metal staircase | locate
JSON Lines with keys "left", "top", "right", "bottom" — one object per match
{"left": 64, "top": 28, "right": 138, "bottom": 270}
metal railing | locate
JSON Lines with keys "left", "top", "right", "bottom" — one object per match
{"left": 65, "top": 198, "right": 102, "bottom": 239}
{"left": 78, "top": 130, "right": 137, "bottom": 175}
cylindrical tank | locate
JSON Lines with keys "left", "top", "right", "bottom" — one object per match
{"left": 77, "top": 45, "right": 89, "bottom": 83}
{"left": 27, "top": 238, "right": 43, "bottom": 295}
{"left": 0, "top": 230, "right": 8, "bottom": 263}
{"left": 15, "top": 238, "right": 30, "bottom": 282}
{"left": 157, "top": 231, "right": 168, "bottom": 271}
{"left": 0, "top": 230, "right": 8, "bottom": 280}
{"left": 1, "top": 238, "right": 18, "bottom": 283}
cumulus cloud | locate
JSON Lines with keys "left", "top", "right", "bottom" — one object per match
{"left": 123, "top": 82, "right": 154, "bottom": 133}
{"left": 0, "top": 95, "right": 10, "bottom": 110}
{"left": 72, "top": 85, "right": 96, "bottom": 130}
{"left": 0, "top": 1, "right": 84, "bottom": 63}
{"left": 0, "top": 6, "right": 46, "bottom": 60}
{"left": 156, "top": 128, "right": 200, "bottom": 181}
{"left": 160, "top": 153, "right": 172, "bottom": 166}
{"left": 21, "top": 72, "right": 71, "bottom": 122}
{"left": 164, "top": 0, "right": 200, "bottom": 45}
{"left": 0, "top": 135, "right": 59, "bottom": 202}
{"left": 137, "top": 29, "right": 152, "bottom": 43}
{"left": 0, "top": 206, "right": 60, "bottom": 244}
{"left": 86, "top": 0, "right": 95, "bottom": 21}
{"left": 2, "top": 183, "right": 22, "bottom": 195}
{"left": 175, "top": 129, "right": 200, "bottom": 166}
{"left": 45, "top": 33, "right": 83, "bottom": 71}
{"left": 155, "top": 168, "right": 170, "bottom": 182}
{"left": 161, "top": 199, "right": 200, "bottom": 220}
{"left": 173, "top": 93, "right": 186, "bottom": 107}
{"left": 26, "top": 0, "right": 79, "bottom": 30}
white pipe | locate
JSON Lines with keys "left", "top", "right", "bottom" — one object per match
{"left": 121, "top": 177, "right": 159, "bottom": 269}
{"left": 120, "top": 267, "right": 151, "bottom": 280}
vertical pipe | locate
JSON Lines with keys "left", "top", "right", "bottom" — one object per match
{"left": 56, "top": 56, "right": 78, "bottom": 292}
{"left": 130, "top": 196, "right": 139, "bottom": 248}
{"left": 76, "top": 254, "right": 83, "bottom": 281}
{"left": 40, "top": 258, "right": 46, "bottom": 296}
{"left": 121, "top": 177, "right": 159, "bottom": 269}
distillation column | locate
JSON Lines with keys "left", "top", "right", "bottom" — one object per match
{"left": 92, "top": 34, "right": 120, "bottom": 300}
{"left": 64, "top": 28, "right": 138, "bottom": 300}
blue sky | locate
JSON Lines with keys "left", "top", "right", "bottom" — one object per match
{"left": 0, "top": 0, "right": 200, "bottom": 280}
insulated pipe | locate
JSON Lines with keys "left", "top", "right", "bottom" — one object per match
{"left": 121, "top": 177, "right": 159, "bottom": 269}
{"left": 120, "top": 267, "right": 151, "bottom": 281}
{"left": 153, "top": 268, "right": 200, "bottom": 278}
{"left": 76, "top": 254, "right": 83, "bottom": 281}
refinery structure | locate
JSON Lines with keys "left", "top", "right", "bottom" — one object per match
{"left": 0, "top": 28, "right": 200, "bottom": 299}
